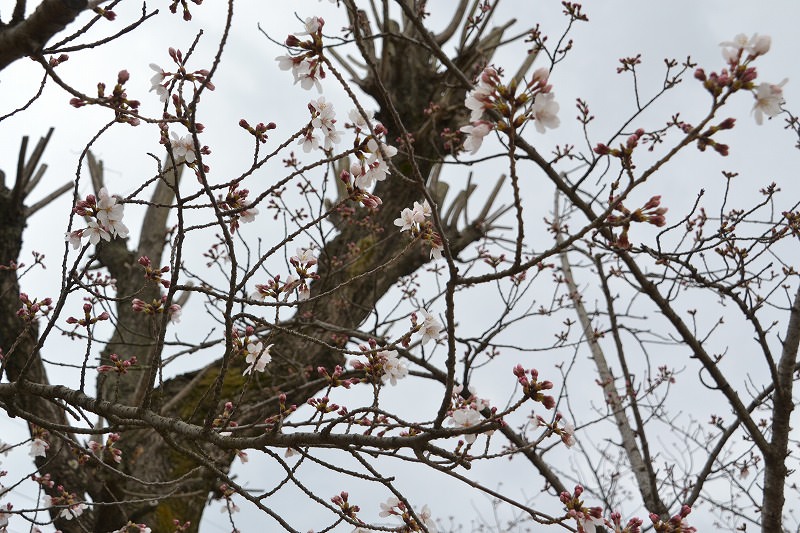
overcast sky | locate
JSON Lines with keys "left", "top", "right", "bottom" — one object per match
{"left": 1, "top": 1, "right": 799, "bottom": 532}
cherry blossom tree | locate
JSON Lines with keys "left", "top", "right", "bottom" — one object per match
{"left": 1, "top": 1, "right": 799, "bottom": 533}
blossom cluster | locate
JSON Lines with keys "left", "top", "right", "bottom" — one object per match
{"left": 696, "top": 33, "right": 788, "bottom": 125}
{"left": 220, "top": 186, "right": 259, "bottom": 232}
{"left": 230, "top": 327, "right": 273, "bottom": 376}
{"left": 301, "top": 96, "right": 341, "bottom": 152}
{"left": 350, "top": 340, "right": 409, "bottom": 387}
{"left": 459, "top": 65, "right": 559, "bottom": 155}
{"left": 276, "top": 16, "right": 327, "bottom": 92}
{"left": 251, "top": 248, "right": 318, "bottom": 302}
{"left": 288, "top": 247, "right": 319, "bottom": 301}
{"left": 345, "top": 109, "right": 398, "bottom": 190}
{"left": 65, "top": 188, "right": 129, "bottom": 250}
{"left": 242, "top": 341, "right": 273, "bottom": 375}
{"left": 88, "top": 433, "right": 122, "bottom": 464}
{"left": 394, "top": 201, "right": 443, "bottom": 260}
{"left": 375, "top": 497, "right": 437, "bottom": 533}
{"left": 149, "top": 47, "right": 215, "bottom": 105}
{"left": 447, "top": 384, "right": 494, "bottom": 444}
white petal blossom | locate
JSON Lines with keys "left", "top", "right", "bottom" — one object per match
{"left": 243, "top": 342, "right": 273, "bottom": 375}
{"left": 61, "top": 503, "right": 88, "bottom": 520}
{"left": 531, "top": 92, "right": 560, "bottom": 133}
{"left": 720, "top": 33, "right": 771, "bottom": 61}
{"left": 84, "top": 220, "right": 111, "bottom": 246}
{"left": 29, "top": 438, "right": 49, "bottom": 458}
{"left": 459, "top": 121, "right": 493, "bottom": 154}
{"left": 379, "top": 497, "right": 399, "bottom": 517}
{"left": 752, "top": 79, "right": 787, "bottom": 125}
{"left": 418, "top": 310, "right": 443, "bottom": 345}
{"left": 449, "top": 408, "right": 482, "bottom": 443}
{"left": 149, "top": 63, "right": 168, "bottom": 102}
{"left": 380, "top": 350, "right": 408, "bottom": 386}
{"left": 170, "top": 131, "right": 197, "bottom": 163}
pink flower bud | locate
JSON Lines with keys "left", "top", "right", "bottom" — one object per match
{"left": 694, "top": 68, "right": 706, "bottom": 81}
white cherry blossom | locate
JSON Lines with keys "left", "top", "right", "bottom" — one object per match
{"left": 149, "top": 63, "right": 168, "bottom": 102}
{"left": 418, "top": 504, "right": 437, "bottom": 532}
{"left": 348, "top": 108, "right": 375, "bottom": 132}
{"left": 449, "top": 408, "right": 482, "bottom": 443}
{"left": 379, "top": 496, "right": 399, "bottom": 517}
{"left": 752, "top": 79, "right": 787, "bottom": 125}
{"left": 60, "top": 503, "right": 88, "bottom": 520}
{"left": 394, "top": 207, "right": 423, "bottom": 232}
{"left": 531, "top": 92, "right": 560, "bottom": 133}
{"left": 83, "top": 220, "right": 112, "bottom": 246}
{"left": 29, "top": 438, "right": 49, "bottom": 458}
{"left": 243, "top": 342, "right": 273, "bottom": 375}
{"left": 170, "top": 131, "right": 197, "bottom": 163}
{"left": 460, "top": 121, "right": 493, "bottom": 154}
{"left": 380, "top": 350, "right": 408, "bottom": 386}
{"left": 418, "top": 310, "right": 443, "bottom": 344}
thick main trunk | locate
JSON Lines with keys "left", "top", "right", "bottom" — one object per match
{"left": 761, "top": 287, "right": 800, "bottom": 533}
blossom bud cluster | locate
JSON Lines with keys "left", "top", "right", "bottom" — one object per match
{"left": 560, "top": 485, "right": 605, "bottom": 533}
{"left": 605, "top": 195, "right": 669, "bottom": 249}
{"left": 130, "top": 295, "right": 181, "bottom": 324}
{"left": 70, "top": 70, "right": 141, "bottom": 126}
{"left": 331, "top": 491, "right": 361, "bottom": 521}
{"left": 594, "top": 128, "right": 654, "bottom": 168}
{"left": 648, "top": 505, "right": 696, "bottom": 533}
{"left": 65, "top": 188, "right": 130, "bottom": 250}
{"left": 168, "top": 0, "right": 202, "bottom": 21}
{"left": 138, "top": 255, "right": 171, "bottom": 288}
{"left": 88, "top": 433, "right": 122, "bottom": 464}
{"left": 394, "top": 200, "right": 444, "bottom": 260}
{"left": 65, "top": 302, "right": 110, "bottom": 327}
{"left": 513, "top": 364, "right": 555, "bottom": 409}
{"left": 239, "top": 118, "right": 276, "bottom": 144}
{"left": 318, "top": 364, "right": 359, "bottom": 389}
{"left": 97, "top": 353, "right": 138, "bottom": 374}
{"left": 307, "top": 395, "right": 340, "bottom": 414}
{"left": 260, "top": 393, "right": 299, "bottom": 431}
{"left": 17, "top": 293, "right": 52, "bottom": 322}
